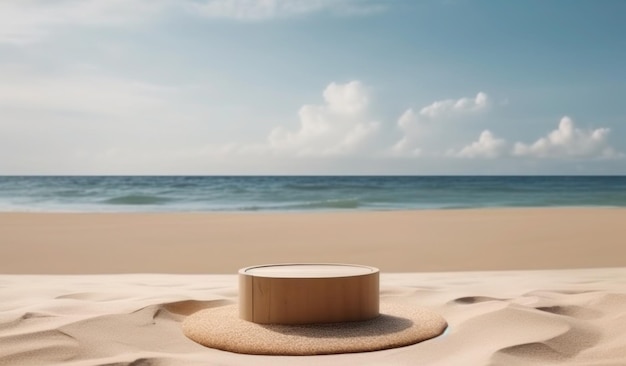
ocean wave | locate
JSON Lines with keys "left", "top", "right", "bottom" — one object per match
{"left": 237, "top": 198, "right": 362, "bottom": 211}
{"left": 283, "top": 183, "right": 383, "bottom": 192}
{"left": 298, "top": 199, "right": 361, "bottom": 209}
{"left": 2, "top": 176, "right": 626, "bottom": 213}
{"left": 282, "top": 183, "right": 340, "bottom": 191}
{"left": 102, "top": 194, "right": 172, "bottom": 205}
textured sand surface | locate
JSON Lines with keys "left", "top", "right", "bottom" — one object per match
{"left": 1, "top": 208, "right": 625, "bottom": 274}
{"left": 1, "top": 209, "right": 626, "bottom": 365}
{"left": 182, "top": 302, "right": 447, "bottom": 355}
{"left": 1, "top": 270, "right": 626, "bottom": 365}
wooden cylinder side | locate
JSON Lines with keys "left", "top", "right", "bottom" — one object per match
{"left": 238, "top": 272, "right": 254, "bottom": 321}
{"left": 239, "top": 264, "right": 379, "bottom": 325}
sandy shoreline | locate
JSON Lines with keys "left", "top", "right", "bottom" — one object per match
{"left": 1, "top": 208, "right": 625, "bottom": 274}
{"left": 1, "top": 208, "right": 626, "bottom": 365}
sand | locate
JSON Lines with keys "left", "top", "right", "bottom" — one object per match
{"left": 1, "top": 208, "right": 626, "bottom": 365}
{"left": 1, "top": 208, "right": 626, "bottom": 274}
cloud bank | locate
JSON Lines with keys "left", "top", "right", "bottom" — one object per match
{"left": 513, "top": 116, "right": 620, "bottom": 159}
{"left": 451, "top": 130, "right": 506, "bottom": 159}
{"left": 266, "top": 84, "right": 621, "bottom": 162}
{"left": 0, "top": 75, "right": 622, "bottom": 174}
{"left": 0, "top": 0, "right": 384, "bottom": 44}
{"left": 392, "top": 92, "right": 491, "bottom": 156}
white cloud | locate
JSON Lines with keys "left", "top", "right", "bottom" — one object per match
{"left": 323, "top": 81, "right": 370, "bottom": 115}
{"left": 190, "top": 0, "right": 384, "bottom": 20}
{"left": 268, "top": 81, "right": 380, "bottom": 156}
{"left": 391, "top": 92, "right": 490, "bottom": 156}
{"left": 419, "top": 92, "right": 488, "bottom": 118}
{"left": 513, "top": 116, "right": 622, "bottom": 159}
{"left": 390, "top": 109, "right": 422, "bottom": 156}
{"left": 2, "top": 62, "right": 622, "bottom": 174}
{"left": 397, "top": 108, "right": 417, "bottom": 130}
{"left": 0, "top": 0, "right": 383, "bottom": 44}
{"left": 451, "top": 130, "right": 506, "bottom": 159}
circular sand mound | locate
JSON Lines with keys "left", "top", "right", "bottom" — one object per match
{"left": 182, "top": 301, "right": 447, "bottom": 355}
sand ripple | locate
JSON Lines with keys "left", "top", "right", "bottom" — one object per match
{"left": 1, "top": 269, "right": 626, "bottom": 365}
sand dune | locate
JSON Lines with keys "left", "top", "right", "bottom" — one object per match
{"left": 2, "top": 269, "right": 626, "bottom": 365}
{"left": 1, "top": 209, "right": 626, "bottom": 365}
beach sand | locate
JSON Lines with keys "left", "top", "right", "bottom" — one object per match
{"left": 1, "top": 208, "right": 626, "bottom": 365}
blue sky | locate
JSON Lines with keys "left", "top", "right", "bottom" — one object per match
{"left": 1, "top": 0, "right": 624, "bottom": 174}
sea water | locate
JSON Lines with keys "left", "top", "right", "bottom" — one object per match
{"left": 0, "top": 176, "right": 625, "bottom": 212}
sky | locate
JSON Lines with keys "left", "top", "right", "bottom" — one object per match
{"left": 1, "top": 0, "right": 625, "bottom": 175}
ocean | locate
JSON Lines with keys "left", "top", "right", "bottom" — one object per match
{"left": 0, "top": 176, "right": 625, "bottom": 213}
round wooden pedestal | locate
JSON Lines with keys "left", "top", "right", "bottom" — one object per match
{"left": 239, "top": 263, "right": 379, "bottom": 325}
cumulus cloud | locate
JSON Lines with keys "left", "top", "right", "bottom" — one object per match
{"left": 391, "top": 92, "right": 490, "bottom": 156}
{"left": 390, "top": 109, "right": 422, "bottom": 156}
{"left": 3, "top": 61, "right": 620, "bottom": 174}
{"left": 268, "top": 81, "right": 380, "bottom": 156}
{"left": 450, "top": 130, "right": 506, "bottom": 159}
{"left": 396, "top": 108, "right": 417, "bottom": 130}
{"left": 419, "top": 92, "right": 488, "bottom": 118}
{"left": 513, "top": 116, "right": 621, "bottom": 159}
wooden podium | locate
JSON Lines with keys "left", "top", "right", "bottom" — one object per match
{"left": 239, "top": 263, "right": 380, "bottom": 325}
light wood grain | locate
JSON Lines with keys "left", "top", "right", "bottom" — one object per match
{"left": 239, "top": 264, "right": 379, "bottom": 324}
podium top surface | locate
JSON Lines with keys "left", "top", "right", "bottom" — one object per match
{"left": 240, "top": 263, "right": 378, "bottom": 278}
